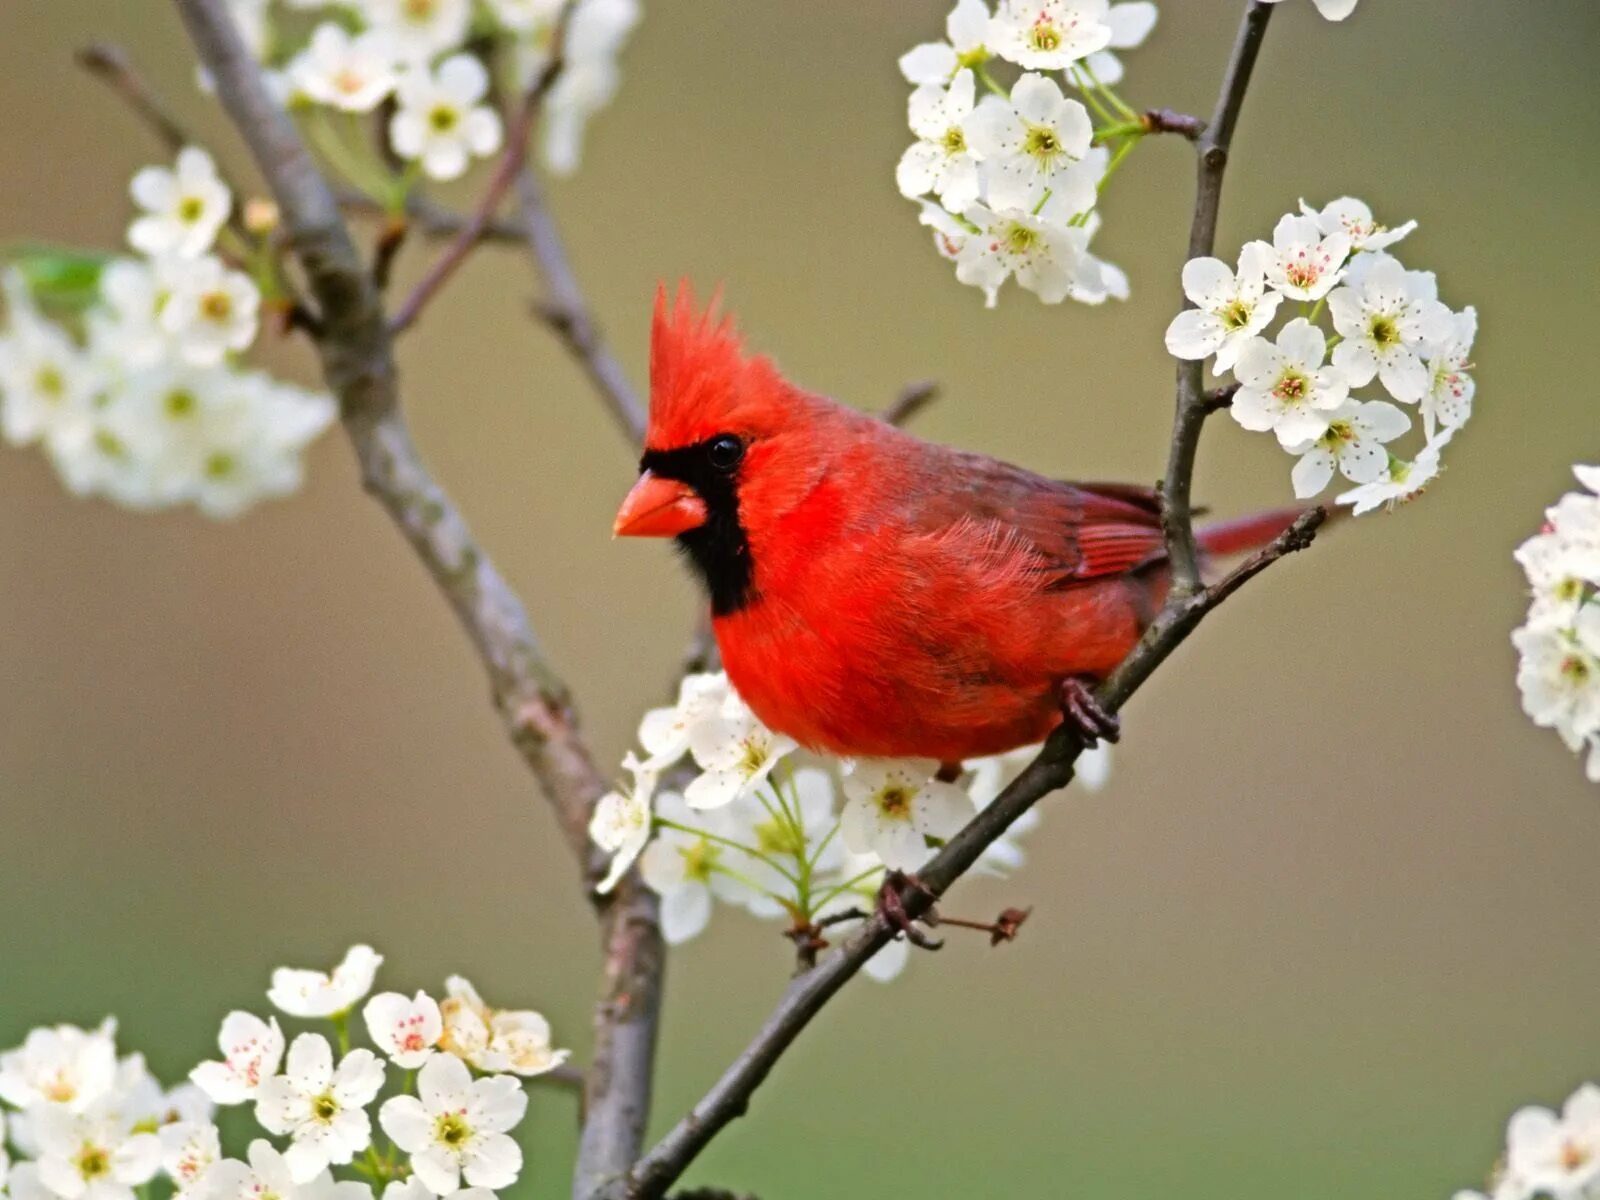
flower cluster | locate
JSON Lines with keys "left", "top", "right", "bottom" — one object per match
{"left": 1165, "top": 197, "right": 1476, "bottom": 515}
{"left": 1455, "top": 1080, "right": 1600, "bottom": 1200}
{"left": 228, "top": 0, "right": 639, "bottom": 182}
{"left": 0, "top": 148, "right": 336, "bottom": 517}
{"left": 1512, "top": 465, "right": 1600, "bottom": 782}
{"left": 895, "top": 0, "right": 1160, "bottom": 307}
{"left": 588, "top": 673, "right": 1111, "bottom": 980}
{"left": 0, "top": 946, "right": 566, "bottom": 1200}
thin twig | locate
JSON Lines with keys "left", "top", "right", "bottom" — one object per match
{"left": 338, "top": 187, "right": 527, "bottom": 243}
{"left": 389, "top": 14, "right": 572, "bottom": 334}
{"left": 881, "top": 380, "right": 939, "bottom": 427}
{"left": 516, "top": 168, "right": 648, "bottom": 446}
{"left": 601, "top": 7, "right": 1282, "bottom": 1196}
{"left": 1142, "top": 108, "right": 1207, "bottom": 139}
{"left": 1160, "top": 0, "right": 1276, "bottom": 595}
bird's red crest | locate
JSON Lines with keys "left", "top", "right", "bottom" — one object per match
{"left": 647, "top": 282, "right": 785, "bottom": 450}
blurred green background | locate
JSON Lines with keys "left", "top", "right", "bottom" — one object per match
{"left": 3, "top": 2, "right": 1598, "bottom": 1196}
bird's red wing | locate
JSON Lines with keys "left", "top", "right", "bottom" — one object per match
{"left": 907, "top": 453, "right": 1167, "bottom": 586}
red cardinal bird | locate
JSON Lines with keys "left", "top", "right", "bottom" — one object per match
{"left": 615, "top": 288, "right": 1305, "bottom": 763}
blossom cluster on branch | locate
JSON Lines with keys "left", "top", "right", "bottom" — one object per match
{"left": 1165, "top": 197, "right": 1475, "bottom": 515}
{"left": 1513, "top": 465, "right": 1600, "bottom": 781}
{"left": 0, "top": 947, "right": 567, "bottom": 1200}
{"left": 587, "top": 672, "right": 1111, "bottom": 974}
{"left": 0, "top": 149, "right": 335, "bottom": 517}
{"left": 1456, "top": 1080, "right": 1600, "bottom": 1200}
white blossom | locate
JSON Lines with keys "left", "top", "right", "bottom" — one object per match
{"left": 389, "top": 56, "right": 503, "bottom": 182}
{"left": 723, "top": 765, "right": 842, "bottom": 916}
{"left": 1230, "top": 318, "right": 1349, "bottom": 447}
{"left": 433, "top": 977, "right": 567, "bottom": 1078}
{"left": 362, "top": 992, "right": 443, "bottom": 1069}
{"left": 267, "top": 945, "right": 383, "bottom": 1018}
{"left": 683, "top": 693, "right": 797, "bottom": 810}
{"left": 1260, "top": 0, "right": 1359, "bottom": 20}
{"left": 203, "top": 1140, "right": 370, "bottom": 1200}
{"left": 157, "top": 1121, "right": 220, "bottom": 1200}
{"left": 33, "top": 1100, "right": 161, "bottom": 1200}
{"left": 1286, "top": 398, "right": 1410, "bottom": 498}
{"left": 378, "top": 1053, "right": 527, "bottom": 1195}
{"left": 0, "top": 1021, "right": 120, "bottom": 1113}
{"left": 1514, "top": 611, "right": 1600, "bottom": 752}
{"left": 964, "top": 72, "right": 1095, "bottom": 213}
{"left": 1326, "top": 253, "right": 1454, "bottom": 404}
{"left": 0, "top": 297, "right": 102, "bottom": 449}
{"left": 839, "top": 759, "right": 973, "bottom": 872}
{"left": 1420, "top": 305, "right": 1476, "bottom": 439}
{"left": 289, "top": 25, "right": 400, "bottom": 113}
{"left": 484, "top": 0, "right": 562, "bottom": 33}
{"left": 1298, "top": 196, "right": 1415, "bottom": 253}
{"left": 189, "top": 1012, "right": 284, "bottom": 1106}
{"left": 638, "top": 791, "right": 747, "bottom": 944}
{"left": 1066, "top": 2, "right": 1157, "bottom": 87}
{"left": 159, "top": 256, "right": 261, "bottom": 367}
{"left": 636, "top": 672, "right": 731, "bottom": 770}
{"left": 1506, "top": 1084, "right": 1600, "bottom": 1198}
{"left": 589, "top": 753, "right": 656, "bottom": 893}
{"left": 535, "top": 0, "right": 641, "bottom": 176}
{"left": 956, "top": 193, "right": 1096, "bottom": 308}
{"left": 254, "top": 1036, "right": 385, "bottom": 1184}
{"left": 896, "top": 70, "right": 983, "bottom": 214}
{"left": 437, "top": 977, "right": 494, "bottom": 1067}
{"left": 1334, "top": 434, "right": 1449, "bottom": 515}
{"left": 1163, "top": 244, "right": 1282, "bottom": 373}
{"left": 360, "top": 0, "right": 470, "bottom": 63}
{"left": 1248, "top": 212, "right": 1350, "bottom": 302}
{"left": 127, "top": 149, "right": 231, "bottom": 261}
{"left": 899, "top": 0, "right": 992, "bottom": 85}
{"left": 988, "top": 0, "right": 1113, "bottom": 70}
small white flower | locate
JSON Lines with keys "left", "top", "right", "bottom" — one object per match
{"left": 361, "top": 0, "right": 471, "bottom": 63}
{"left": 1334, "top": 434, "right": 1449, "bottom": 515}
{"left": 636, "top": 672, "right": 730, "bottom": 770}
{"left": 1260, "top": 0, "right": 1359, "bottom": 20}
{"left": 1163, "top": 244, "right": 1282, "bottom": 373}
{"left": 1326, "top": 253, "right": 1454, "bottom": 404}
{"left": 964, "top": 72, "right": 1095, "bottom": 213}
{"left": 840, "top": 759, "right": 974, "bottom": 872}
{"left": 183, "top": 375, "right": 337, "bottom": 520}
{"left": 378, "top": 1053, "right": 527, "bottom": 1195}
{"left": 1286, "top": 398, "right": 1410, "bottom": 498}
{"left": 188, "top": 1012, "right": 284, "bottom": 1106}
{"left": 389, "top": 55, "right": 503, "bottom": 183}
{"left": 33, "top": 1100, "right": 161, "bottom": 1200}
{"left": 0, "top": 299, "right": 102, "bottom": 449}
{"left": 1297, "top": 196, "right": 1415, "bottom": 253}
{"left": 437, "top": 977, "right": 494, "bottom": 1067}
{"left": 1420, "top": 305, "right": 1476, "bottom": 439}
{"left": 535, "top": 0, "right": 641, "bottom": 176}
{"left": 203, "top": 1140, "right": 370, "bottom": 1200}
{"left": 0, "top": 1020, "right": 120, "bottom": 1113}
{"left": 919, "top": 199, "right": 971, "bottom": 262}
{"left": 289, "top": 25, "right": 400, "bottom": 113}
{"left": 1066, "top": 1, "right": 1157, "bottom": 87}
{"left": 1248, "top": 213, "right": 1350, "bottom": 302}
{"left": 899, "top": 0, "right": 992, "bottom": 85}
{"left": 87, "top": 258, "right": 178, "bottom": 371}
{"left": 1516, "top": 486, "right": 1600, "bottom": 631}
{"left": 988, "top": 0, "right": 1113, "bottom": 70}
{"left": 683, "top": 693, "right": 797, "bottom": 810}
{"left": 254, "top": 1035, "right": 385, "bottom": 1184}
{"left": 638, "top": 791, "right": 747, "bottom": 944}
{"left": 157, "top": 1122, "right": 220, "bottom": 1200}
{"left": 363, "top": 992, "right": 443, "bottom": 1069}
{"left": 589, "top": 753, "right": 656, "bottom": 893}
{"left": 268, "top": 945, "right": 383, "bottom": 1018}
{"left": 956, "top": 195, "right": 1094, "bottom": 308}
{"left": 896, "top": 69, "right": 983, "bottom": 214}
{"left": 1514, "top": 613, "right": 1600, "bottom": 750}
{"left": 484, "top": 0, "right": 562, "bottom": 33}
{"left": 1506, "top": 1083, "right": 1600, "bottom": 1198}
{"left": 159, "top": 256, "right": 260, "bottom": 367}
{"left": 476, "top": 1010, "right": 569, "bottom": 1078}
{"left": 1230, "top": 318, "right": 1349, "bottom": 447}
{"left": 723, "top": 765, "right": 841, "bottom": 917}
{"left": 128, "top": 149, "right": 231, "bottom": 260}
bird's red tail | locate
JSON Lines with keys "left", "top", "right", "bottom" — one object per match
{"left": 1196, "top": 506, "right": 1324, "bottom": 558}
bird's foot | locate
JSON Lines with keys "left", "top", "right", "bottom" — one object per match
{"left": 1057, "top": 676, "right": 1121, "bottom": 746}
{"left": 874, "top": 870, "right": 943, "bottom": 951}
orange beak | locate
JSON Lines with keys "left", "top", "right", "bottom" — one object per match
{"left": 613, "top": 471, "right": 708, "bottom": 538}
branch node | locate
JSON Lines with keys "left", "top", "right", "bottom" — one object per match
{"left": 1142, "top": 108, "right": 1207, "bottom": 139}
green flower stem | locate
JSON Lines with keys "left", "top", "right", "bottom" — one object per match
{"left": 1078, "top": 60, "right": 1140, "bottom": 121}
{"left": 330, "top": 1010, "right": 351, "bottom": 1056}
{"left": 975, "top": 63, "right": 1010, "bottom": 99}
{"left": 1097, "top": 135, "right": 1141, "bottom": 193}
{"left": 655, "top": 818, "right": 801, "bottom": 887}
{"left": 806, "top": 823, "right": 839, "bottom": 872}
{"left": 1092, "top": 119, "right": 1148, "bottom": 144}
{"left": 1077, "top": 79, "right": 1120, "bottom": 127}
{"left": 807, "top": 866, "right": 885, "bottom": 919}
{"left": 305, "top": 109, "right": 397, "bottom": 204}
{"left": 707, "top": 862, "right": 789, "bottom": 910}
{"left": 1307, "top": 295, "right": 1329, "bottom": 324}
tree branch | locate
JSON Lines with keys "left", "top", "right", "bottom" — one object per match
{"left": 389, "top": 7, "right": 573, "bottom": 335}
{"left": 598, "top": 6, "right": 1283, "bottom": 1196}
{"left": 167, "top": 13, "right": 667, "bottom": 1195}
{"left": 338, "top": 187, "right": 527, "bottom": 243}
{"left": 516, "top": 166, "right": 648, "bottom": 446}
{"left": 1160, "top": 0, "right": 1275, "bottom": 595}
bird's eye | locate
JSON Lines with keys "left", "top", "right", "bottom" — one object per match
{"left": 707, "top": 434, "right": 744, "bottom": 472}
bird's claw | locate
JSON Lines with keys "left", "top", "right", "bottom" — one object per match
{"left": 1058, "top": 676, "right": 1121, "bottom": 746}
{"left": 875, "top": 870, "right": 943, "bottom": 951}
